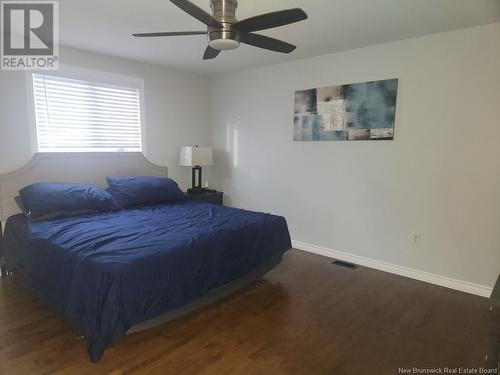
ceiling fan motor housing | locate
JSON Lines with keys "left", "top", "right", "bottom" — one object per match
{"left": 209, "top": 0, "right": 239, "bottom": 50}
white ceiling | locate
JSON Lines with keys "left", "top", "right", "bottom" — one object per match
{"left": 59, "top": 0, "right": 500, "bottom": 75}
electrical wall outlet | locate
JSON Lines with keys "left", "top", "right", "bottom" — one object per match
{"left": 409, "top": 234, "right": 422, "bottom": 245}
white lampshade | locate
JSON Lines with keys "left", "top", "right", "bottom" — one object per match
{"left": 179, "top": 146, "right": 213, "bottom": 167}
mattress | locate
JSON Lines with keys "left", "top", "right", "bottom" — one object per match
{"left": 2, "top": 201, "right": 291, "bottom": 362}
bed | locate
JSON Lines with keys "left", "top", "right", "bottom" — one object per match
{"left": 0, "top": 153, "right": 291, "bottom": 362}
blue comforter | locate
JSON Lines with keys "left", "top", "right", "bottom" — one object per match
{"left": 3, "top": 202, "right": 291, "bottom": 362}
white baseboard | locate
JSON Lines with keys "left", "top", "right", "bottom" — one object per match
{"left": 292, "top": 240, "right": 493, "bottom": 298}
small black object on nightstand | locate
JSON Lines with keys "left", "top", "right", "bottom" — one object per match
{"left": 184, "top": 190, "right": 223, "bottom": 206}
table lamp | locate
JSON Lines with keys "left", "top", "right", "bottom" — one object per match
{"left": 179, "top": 146, "right": 213, "bottom": 193}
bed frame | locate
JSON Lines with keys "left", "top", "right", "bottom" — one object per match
{"left": 0, "top": 153, "right": 284, "bottom": 339}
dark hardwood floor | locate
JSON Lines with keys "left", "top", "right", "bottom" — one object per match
{"left": 0, "top": 250, "right": 494, "bottom": 374}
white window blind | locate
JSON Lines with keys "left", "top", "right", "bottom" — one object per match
{"left": 33, "top": 73, "right": 142, "bottom": 152}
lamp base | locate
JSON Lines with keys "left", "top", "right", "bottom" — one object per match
{"left": 187, "top": 187, "right": 216, "bottom": 195}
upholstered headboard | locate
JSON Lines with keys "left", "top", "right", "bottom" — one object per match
{"left": 0, "top": 152, "right": 167, "bottom": 221}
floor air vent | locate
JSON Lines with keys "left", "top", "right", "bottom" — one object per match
{"left": 332, "top": 260, "right": 358, "bottom": 269}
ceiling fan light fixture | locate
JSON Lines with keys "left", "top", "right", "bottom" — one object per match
{"left": 209, "top": 38, "right": 239, "bottom": 50}
{"left": 208, "top": 28, "right": 240, "bottom": 50}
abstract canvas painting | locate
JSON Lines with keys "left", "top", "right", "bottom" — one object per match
{"left": 294, "top": 79, "right": 398, "bottom": 141}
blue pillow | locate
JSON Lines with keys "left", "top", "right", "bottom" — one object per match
{"left": 19, "top": 183, "right": 121, "bottom": 221}
{"left": 106, "top": 176, "right": 186, "bottom": 208}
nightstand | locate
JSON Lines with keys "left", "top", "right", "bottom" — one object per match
{"left": 0, "top": 221, "right": 5, "bottom": 278}
{"left": 489, "top": 274, "right": 500, "bottom": 370}
{"left": 184, "top": 190, "right": 223, "bottom": 206}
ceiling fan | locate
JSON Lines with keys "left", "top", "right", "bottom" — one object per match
{"left": 133, "top": 0, "right": 308, "bottom": 60}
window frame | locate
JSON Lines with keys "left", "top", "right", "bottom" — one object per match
{"left": 25, "top": 65, "right": 147, "bottom": 155}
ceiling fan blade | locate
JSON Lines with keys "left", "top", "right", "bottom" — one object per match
{"left": 203, "top": 46, "right": 221, "bottom": 60}
{"left": 234, "top": 8, "right": 307, "bottom": 33}
{"left": 169, "top": 0, "right": 222, "bottom": 28}
{"left": 239, "top": 33, "right": 296, "bottom": 54}
{"left": 133, "top": 31, "right": 207, "bottom": 37}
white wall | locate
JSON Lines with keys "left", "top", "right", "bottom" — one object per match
{"left": 0, "top": 46, "right": 211, "bottom": 190}
{"left": 209, "top": 23, "right": 500, "bottom": 288}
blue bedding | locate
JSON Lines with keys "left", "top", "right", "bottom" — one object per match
{"left": 2, "top": 202, "right": 291, "bottom": 362}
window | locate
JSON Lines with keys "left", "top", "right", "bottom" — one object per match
{"left": 32, "top": 73, "right": 143, "bottom": 152}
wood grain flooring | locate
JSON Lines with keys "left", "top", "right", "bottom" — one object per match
{"left": 0, "top": 249, "right": 494, "bottom": 374}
